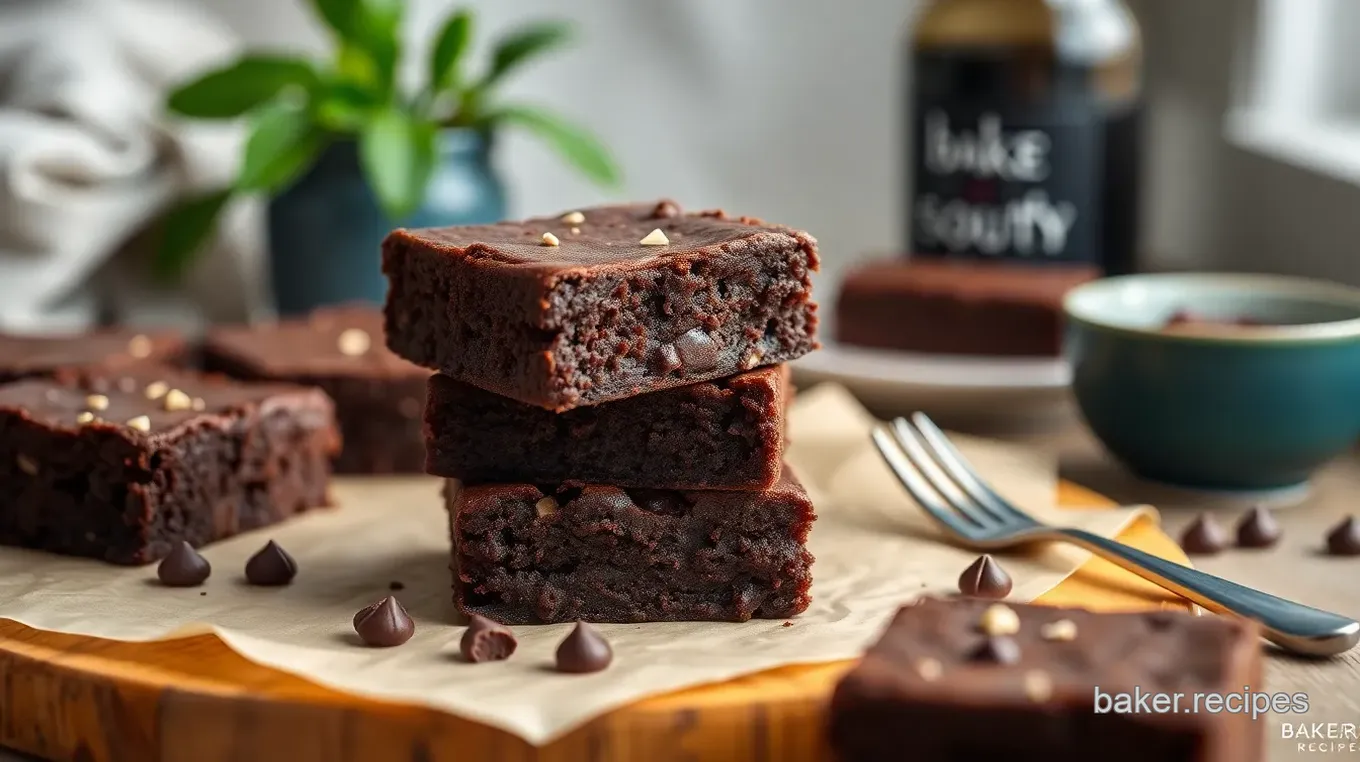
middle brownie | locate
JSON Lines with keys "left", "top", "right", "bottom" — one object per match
{"left": 447, "top": 463, "right": 816, "bottom": 624}
{"left": 425, "top": 365, "right": 788, "bottom": 490}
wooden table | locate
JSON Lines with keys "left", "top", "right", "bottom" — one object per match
{"left": 2, "top": 416, "right": 1357, "bottom": 762}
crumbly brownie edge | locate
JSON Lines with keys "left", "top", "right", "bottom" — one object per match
{"left": 423, "top": 366, "right": 787, "bottom": 489}
{"left": 541, "top": 232, "right": 819, "bottom": 409}
{"left": 446, "top": 473, "right": 816, "bottom": 624}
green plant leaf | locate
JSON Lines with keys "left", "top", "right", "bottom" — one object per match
{"left": 313, "top": 0, "right": 401, "bottom": 97}
{"left": 494, "top": 105, "right": 621, "bottom": 187}
{"left": 308, "top": 0, "right": 364, "bottom": 39}
{"left": 315, "top": 79, "right": 380, "bottom": 131}
{"left": 483, "top": 21, "right": 572, "bottom": 88}
{"left": 167, "top": 56, "right": 318, "bottom": 119}
{"left": 359, "top": 107, "right": 437, "bottom": 220}
{"left": 152, "top": 190, "right": 233, "bottom": 280}
{"left": 237, "top": 102, "right": 325, "bottom": 193}
{"left": 430, "top": 10, "right": 473, "bottom": 94}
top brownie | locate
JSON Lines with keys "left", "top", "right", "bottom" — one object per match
{"left": 0, "top": 329, "right": 185, "bottom": 384}
{"left": 382, "top": 201, "right": 820, "bottom": 411}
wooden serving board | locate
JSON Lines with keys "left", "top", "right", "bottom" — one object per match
{"left": 0, "top": 481, "right": 1191, "bottom": 762}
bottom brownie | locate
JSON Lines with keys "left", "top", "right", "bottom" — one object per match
{"left": 830, "top": 598, "right": 1263, "bottom": 762}
{"left": 447, "top": 465, "right": 816, "bottom": 624}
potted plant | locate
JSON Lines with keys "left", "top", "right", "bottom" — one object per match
{"left": 157, "top": 0, "right": 620, "bottom": 315}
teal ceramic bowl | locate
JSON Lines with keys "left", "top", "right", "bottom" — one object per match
{"left": 1064, "top": 273, "right": 1360, "bottom": 491}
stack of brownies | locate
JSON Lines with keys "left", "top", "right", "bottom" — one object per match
{"left": 381, "top": 200, "right": 823, "bottom": 624}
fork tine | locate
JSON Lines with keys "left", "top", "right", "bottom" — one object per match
{"left": 871, "top": 427, "right": 973, "bottom": 538}
{"left": 888, "top": 418, "right": 996, "bottom": 528}
{"left": 909, "top": 412, "right": 1032, "bottom": 524}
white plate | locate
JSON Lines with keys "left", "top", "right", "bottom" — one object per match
{"left": 791, "top": 342, "right": 1075, "bottom": 428}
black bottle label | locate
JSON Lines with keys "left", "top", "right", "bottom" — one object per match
{"left": 911, "top": 104, "right": 1101, "bottom": 262}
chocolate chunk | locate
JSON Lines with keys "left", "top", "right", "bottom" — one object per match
{"left": 1326, "top": 516, "right": 1360, "bottom": 556}
{"left": 459, "top": 614, "right": 518, "bottom": 663}
{"left": 353, "top": 596, "right": 415, "bottom": 647}
{"left": 555, "top": 621, "right": 613, "bottom": 673}
{"left": 244, "top": 540, "right": 297, "bottom": 585}
{"left": 1180, "top": 514, "right": 1228, "bottom": 555}
{"left": 957, "top": 554, "right": 1012, "bottom": 599}
{"left": 970, "top": 635, "right": 1021, "bottom": 665}
{"left": 651, "top": 200, "right": 681, "bottom": 219}
{"left": 1235, "top": 505, "right": 1282, "bottom": 548}
{"left": 672, "top": 329, "right": 719, "bottom": 372}
{"left": 655, "top": 344, "right": 682, "bottom": 373}
{"left": 156, "top": 541, "right": 211, "bottom": 587}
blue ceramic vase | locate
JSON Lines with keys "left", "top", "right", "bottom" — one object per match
{"left": 267, "top": 129, "right": 506, "bottom": 316}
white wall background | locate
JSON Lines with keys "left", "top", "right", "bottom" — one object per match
{"left": 189, "top": 0, "right": 1360, "bottom": 291}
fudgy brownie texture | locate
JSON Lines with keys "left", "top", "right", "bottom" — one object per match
{"left": 0, "top": 329, "right": 185, "bottom": 384}
{"left": 447, "top": 464, "right": 816, "bottom": 624}
{"left": 835, "top": 259, "right": 1098, "bottom": 356}
{"left": 0, "top": 370, "right": 338, "bottom": 564}
{"left": 425, "top": 365, "right": 789, "bottom": 490}
{"left": 202, "top": 306, "right": 429, "bottom": 474}
{"left": 383, "top": 201, "right": 820, "bottom": 411}
{"left": 830, "top": 598, "right": 1263, "bottom": 762}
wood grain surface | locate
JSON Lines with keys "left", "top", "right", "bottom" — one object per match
{"left": 0, "top": 481, "right": 1192, "bottom": 762}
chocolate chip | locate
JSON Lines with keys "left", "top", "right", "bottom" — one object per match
{"left": 353, "top": 600, "right": 380, "bottom": 629}
{"left": 460, "top": 614, "right": 518, "bottom": 663}
{"left": 970, "top": 635, "right": 1021, "bottom": 665}
{"left": 353, "top": 596, "right": 415, "bottom": 647}
{"left": 958, "top": 554, "right": 1012, "bottom": 599}
{"left": 1326, "top": 516, "right": 1360, "bottom": 556}
{"left": 655, "top": 344, "right": 682, "bottom": 373}
{"left": 1235, "top": 505, "right": 1282, "bottom": 548}
{"left": 389, "top": 580, "right": 405, "bottom": 591}
{"left": 651, "top": 200, "right": 681, "bottom": 219}
{"left": 156, "top": 541, "right": 210, "bottom": 587}
{"left": 555, "top": 621, "right": 613, "bottom": 673}
{"left": 244, "top": 540, "right": 297, "bottom": 585}
{"left": 673, "top": 328, "right": 719, "bottom": 372}
{"left": 1180, "top": 514, "right": 1228, "bottom": 555}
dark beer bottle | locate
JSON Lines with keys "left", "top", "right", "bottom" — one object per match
{"left": 907, "top": 0, "right": 1143, "bottom": 274}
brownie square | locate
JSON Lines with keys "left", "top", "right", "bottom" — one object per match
{"left": 829, "top": 598, "right": 1264, "bottom": 762}
{"left": 447, "top": 464, "right": 816, "bottom": 624}
{"left": 0, "top": 329, "right": 185, "bottom": 384}
{"left": 0, "top": 370, "right": 339, "bottom": 564}
{"left": 202, "top": 305, "right": 429, "bottom": 474}
{"left": 835, "top": 259, "right": 1098, "bottom": 356}
{"left": 425, "top": 364, "right": 789, "bottom": 490}
{"left": 383, "top": 201, "right": 820, "bottom": 411}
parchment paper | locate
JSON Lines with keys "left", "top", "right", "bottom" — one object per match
{"left": 0, "top": 383, "right": 1154, "bottom": 744}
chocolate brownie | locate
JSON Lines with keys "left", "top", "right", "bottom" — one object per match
{"left": 447, "top": 464, "right": 816, "bottom": 624}
{"left": 383, "top": 201, "right": 820, "bottom": 411}
{"left": 425, "top": 364, "right": 789, "bottom": 490}
{"left": 830, "top": 598, "right": 1264, "bottom": 762}
{"left": 835, "top": 260, "right": 1098, "bottom": 356}
{"left": 0, "top": 369, "right": 338, "bottom": 564}
{"left": 0, "top": 329, "right": 185, "bottom": 384}
{"left": 202, "top": 306, "right": 428, "bottom": 474}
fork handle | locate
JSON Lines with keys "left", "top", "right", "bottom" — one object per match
{"left": 1058, "top": 528, "right": 1360, "bottom": 657}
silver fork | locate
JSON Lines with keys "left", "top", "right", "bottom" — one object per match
{"left": 873, "top": 412, "right": 1360, "bottom": 657}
